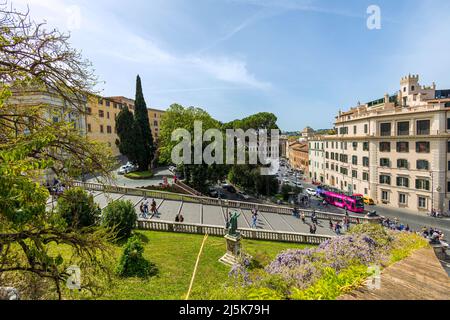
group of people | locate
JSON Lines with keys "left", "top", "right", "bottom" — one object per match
{"left": 329, "top": 215, "right": 351, "bottom": 235}
{"left": 430, "top": 208, "right": 448, "bottom": 218}
{"left": 380, "top": 216, "right": 447, "bottom": 245}
{"left": 421, "top": 227, "right": 445, "bottom": 244}
{"left": 381, "top": 217, "right": 410, "bottom": 231}
{"left": 45, "top": 178, "right": 66, "bottom": 196}
{"left": 139, "top": 197, "right": 158, "bottom": 219}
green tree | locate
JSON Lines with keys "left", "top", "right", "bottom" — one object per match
{"left": 133, "top": 75, "right": 155, "bottom": 171}
{"left": 102, "top": 200, "right": 137, "bottom": 240}
{"left": 115, "top": 106, "right": 139, "bottom": 164}
{"left": 0, "top": 5, "right": 115, "bottom": 299}
{"left": 116, "top": 236, "right": 156, "bottom": 278}
{"left": 56, "top": 188, "right": 101, "bottom": 229}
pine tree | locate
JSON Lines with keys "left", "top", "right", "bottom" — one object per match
{"left": 133, "top": 75, "right": 155, "bottom": 171}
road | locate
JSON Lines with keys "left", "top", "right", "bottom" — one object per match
{"left": 277, "top": 161, "right": 450, "bottom": 237}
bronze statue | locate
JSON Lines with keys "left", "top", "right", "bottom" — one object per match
{"left": 228, "top": 211, "right": 241, "bottom": 236}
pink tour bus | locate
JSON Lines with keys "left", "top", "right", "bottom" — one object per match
{"left": 322, "top": 191, "right": 365, "bottom": 213}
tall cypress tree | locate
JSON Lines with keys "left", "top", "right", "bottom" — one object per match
{"left": 133, "top": 75, "right": 155, "bottom": 171}
{"left": 116, "top": 106, "right": 139, "bottom": 164}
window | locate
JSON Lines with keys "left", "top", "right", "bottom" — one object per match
{"left": 86, "top": 107, "right": 92, "bottom": 114}
{"left": 363, "top": 157, "right": 369, "bottom": 167}
{"left": 107, "top": 112, "right": 110, "bottom": 119}
{"left": 340, "top": 154, "right": 348, "bottom": 163}
{"left": 331, "top": 164, "right": 335, "bottom": 170}
{"left": 448, "top": 161, "right": 450, "bottom": 171}
{"left": 100, "top": 125, "right": 104, "bottom": 133}
{"left": 411, "top": 85, "right": 415, "bottom": 91}
{"left": 380, "top": 175, "right": 391, "bottom": 185}
{"left": 154, "top": 120, "right": 158, "bottom": 126}
{"left": 98, "top": 98, "right": 103, "bottom": 105}
{"left": 352, "top": 170, "right": 358, "bottom": 178}
{"left": 397, "top": 159, "right": 408, "bottom": 169}
{"left": 339, "top": 127, "right": 348, "bottom": 135}
{"left": 363, "top": 142, "right": 369, "bottom": 151}
{"left": 99, "top": 110, "right": 104, "bottom": 118}
{"left": 417, "top": 160, "right": 429, "bottom": 170}
{"left": 363, "top": 172, "right": 369, "bottom": 181}
{"left": 399, "top": 193, "right": 407, "bottom": 205}
{"left": 397, "top": 121, "right": 410, "bottom": 136}
{"left": 416, "top": 120, "right": 430, "bottom": 135}
{"left": 340, "top": 167, "right": 348, "bottom": 175}
{"left": 353, "top": 126, "right": 357, "bottom": 134}
{"left": 448, "top": 181, "right": 450, "bottom": 193}
{"left": 379, "top": 142, "right": 391, "bottom": 152}
{"left": 326, "top": 162, "right": 329, "bottom": 169}
{"left": 107, "top": 125, "right": 112, "bottom": 134}
{"left": 364, "top": 188, "right": 368, "bottom": 195}
{"left": 325, "top": 152, "right": 329, "bottom": 159}
{"left": 113, "top": 103, "right": 117, "bottom": 109}
{"left": 416, "top": 179, "right": 430, "bottom": 191}
{"left": 447, "top": 118, "right": 450, "bottom": 130}
{"left": 380, "top": 158, "right": 390, "bottom": 167}
{"left": 416, "top": 142, "right": 430, "bottom": 153}
{"left": 418, "top": 197, "right": 427, "bottom": 209}
{"left": 381, "top": 191, "right": 389, "bottom": 202}
{"left": 397, "top": 177, "right": 409, "bottom": 188}
{"left": 380, "top": 123, "right": 391, "bottom": 136}
{"left": 448, "top": 141, "right": 450, "bottom": 153}
{"left": 352, "top": 156, "right": 358, "bottom": 165}
{"left": 105, "top": 100, "right": 110, "bottom": 107}
{"left": 87, "top": 123, "right": 91, "bottom": 132}
{"left": 364, "top": 124, "right": 368, "bottom": 134}
{"left": 352, "top": 142, "right": 357, "bottom": 151}
{"left": 396, "top": 141, "right": 409, "bottom": 153}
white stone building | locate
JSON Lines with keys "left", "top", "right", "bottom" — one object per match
{"left": 309, "top": 75, "right": 450, "bottom": 214}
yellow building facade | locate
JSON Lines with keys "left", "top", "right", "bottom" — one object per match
{"left": 85, "top": 95, "right": 165, "bottom": 157}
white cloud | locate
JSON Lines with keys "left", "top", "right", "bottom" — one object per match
{"left": 10, "top": 0, "right": 270, "bottom": 91}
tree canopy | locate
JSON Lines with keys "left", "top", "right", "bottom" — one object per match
{"left": 0, "top": 4, "right": 115, "bottom": 299}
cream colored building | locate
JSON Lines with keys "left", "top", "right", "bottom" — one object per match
{"left": 309, "top": 75, "right": 450, "bottom": 214}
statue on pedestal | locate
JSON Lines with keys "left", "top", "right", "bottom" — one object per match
{"left": 228, "top": 211, "right": 240, "bottom": 237}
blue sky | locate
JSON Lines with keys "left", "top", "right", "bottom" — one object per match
{"left": 11, "top": 0, "right": 450, "bottom": 131}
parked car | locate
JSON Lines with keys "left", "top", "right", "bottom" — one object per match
{"left": 306, "top": 188, "right": 317, "bottom": 197}
{"left": 118, "top": 163, "right": 136, "bottom": 175}
{"left": 168, "top": 166, "right": 176, "bottom": 173}
{"left": 293, "top": 181, "right": 303, "bottom": 188}
{"left": 222, "top": 184, "right": 237, "bottom": 193}
{"left": 237, "top": 191, "right": 250, "bottom": 200}
{"left": 363, "top": 196, "right": 375, "bottom": 205}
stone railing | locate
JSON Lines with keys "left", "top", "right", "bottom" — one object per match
{"left": 136, "top": 219, "right": 332, "bottom": 245}
{"left": 174, "top": 180, "right": 204, "bottom": 196}
{"left": 74, "top": 181, "right": 381, "bottom": 224}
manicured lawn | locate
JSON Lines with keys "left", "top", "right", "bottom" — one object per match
{"left": 124, "top": 170, "right": 154, "bottom": 179}
{"left": 98, "top": 231, "right": 310, "bottom": 300}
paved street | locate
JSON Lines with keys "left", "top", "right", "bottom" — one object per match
{"left": 87, "top": 166, "right": 174, "bottom": 188}
{"left": 47, "top": 190, "right": 338, "bottom": 236}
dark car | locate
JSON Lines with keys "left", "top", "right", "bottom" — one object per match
{"left": 222, "top": 184, "right": 237, "bottom": 193}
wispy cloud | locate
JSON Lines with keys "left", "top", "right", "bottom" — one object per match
{"left": 10, "top": 0, "right": 271, "bottom": 91}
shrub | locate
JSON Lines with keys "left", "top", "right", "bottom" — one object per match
{"left": 348, "top": 224, "right": 392, "bottom": 248}
{"left": 116, "top": 236, "right": 157, "bottom": 278}
{"left": 102, "top": 200, "right": 137, "bottom": 239}
{"left": 56, "top": 187, "right": 101, "bottom": 229}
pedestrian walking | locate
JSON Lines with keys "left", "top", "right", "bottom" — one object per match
{"left": 151, "top": 199, "right": 158, "bottom": 217}
{"left": 301, "top": 212, "right": 306, "bottom": 224}
{"left": 251, "top": 213, "right": 257, "bottom": 229}
{"left": 143, "top": 197, "right": 149, "bottom": 217}
{"left": 329, "top": 218, "right": 333, "bottom": 230}
{"left": 139, "top": 202, "right": 145, "bottom": 218}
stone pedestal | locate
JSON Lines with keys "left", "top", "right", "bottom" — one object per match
{"left": 219, "top": 233, "right": 242, "bottom": 266}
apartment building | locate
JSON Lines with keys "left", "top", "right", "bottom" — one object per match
{"left": 85, "top": 96, "right": 165, "bottom": 157}
{"left": 287, "top": 140, "right": 309, "bottom": 175}
{"left": 309, "top": 75, "right": 450, "bottom": 214}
